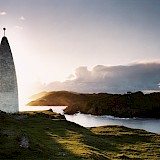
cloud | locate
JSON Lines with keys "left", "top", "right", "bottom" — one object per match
{"left": 0, "top": 12, "right": 7, "bottom": 15}
{"left": 19, "top": 16, "right": 25, "bottom": 20}
{"left": 33, "top": 62, "right": 160, "bottom": 94}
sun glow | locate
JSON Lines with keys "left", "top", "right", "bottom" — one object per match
{"left": 6, "top": 28, "right": 70, "bottom": 106}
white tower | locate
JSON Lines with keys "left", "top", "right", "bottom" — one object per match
{"left": 0, "top": 28, "right": 19, "bottom": 113}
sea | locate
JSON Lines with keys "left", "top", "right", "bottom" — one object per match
{"left": 20, "top": 106, "right": 160, "bottom": 134}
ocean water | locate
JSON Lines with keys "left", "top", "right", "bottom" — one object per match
{"left": 20, "top": 106, "right": 160, "bottom": 134}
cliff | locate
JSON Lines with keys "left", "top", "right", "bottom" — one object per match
{"left": 27, "top": 91, "right": 160, "bottom": 118}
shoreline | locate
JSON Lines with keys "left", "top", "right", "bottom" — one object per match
{"left": 19, "top": 106, "right": 160, "bottom": 134}
{"left": 27, "top": 91, "right": 160, "bottom": 119}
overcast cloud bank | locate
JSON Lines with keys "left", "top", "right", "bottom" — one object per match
{"left": 34, "top": 62, "right": 160, "bottom": 94}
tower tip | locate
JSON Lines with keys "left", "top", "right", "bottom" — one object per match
{"left": 3, "top": 28, "right": 6, "bottom": 37}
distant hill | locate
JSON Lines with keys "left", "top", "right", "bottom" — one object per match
{"left": 29, "top": 91, "right": 48, "bottom": 100}
{"left": 27, "top": 91, "right": 160, "bottom": 118}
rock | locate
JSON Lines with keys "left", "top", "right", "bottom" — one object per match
{"left": 20, "top": 135, "right": 29, "bottom": 149}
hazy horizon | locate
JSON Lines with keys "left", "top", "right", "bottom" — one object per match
{"left": 0, "top": 0, "right": 160, "bottom": 105}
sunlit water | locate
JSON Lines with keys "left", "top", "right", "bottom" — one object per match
{"left": 20, "top": 106, "right": 160, "bottom": 134}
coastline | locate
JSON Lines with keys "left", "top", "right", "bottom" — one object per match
{"left": 27, "top": 91, "right": 160, "bottom": 119}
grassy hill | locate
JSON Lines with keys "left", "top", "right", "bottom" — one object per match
{"left": 29, "top": 91, "right": 48, "bottom": 100}
{"left": 0, "top": 110, "right": 160, "bottom": 159}
{"left": 27, "top": 91, "right": 160, "bottom": 118}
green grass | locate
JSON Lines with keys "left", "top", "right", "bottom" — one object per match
{"left": 0, "top": 110, "right": 160, "bottom": 160}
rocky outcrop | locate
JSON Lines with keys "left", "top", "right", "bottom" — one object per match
{"left": 21, "top": 109, "right": 66, "bottom": 120}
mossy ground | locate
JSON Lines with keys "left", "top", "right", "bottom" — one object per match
{"left": 0, "top": 110, "right": 160, "bottom": 160}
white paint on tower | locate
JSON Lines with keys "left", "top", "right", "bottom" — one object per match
{"left": 0, "top": 31, "right": 19, "bottom": 113}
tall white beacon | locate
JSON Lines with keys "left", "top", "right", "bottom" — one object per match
{"left": 0, "top": 28, "right": 19, "bottom": 113}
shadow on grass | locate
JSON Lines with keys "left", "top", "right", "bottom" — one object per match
{"left": 0, "top": 113, "right": 82, "bottom": 160}
{"left": 1, "top": 112, "right": 159, "bottom": 160}
{"left": 15, "top": 113, "right": 119, "bottom": 159}
{"left": 46, "top": 120, "right": 157, "bottom": 160}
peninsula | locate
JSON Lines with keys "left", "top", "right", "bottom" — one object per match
{"left": 27, "top": 91, "right": 160, "bottom": 118}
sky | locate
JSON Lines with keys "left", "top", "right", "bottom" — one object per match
{"left": 0, "top": 0, "right": 160, "bottom": 105}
